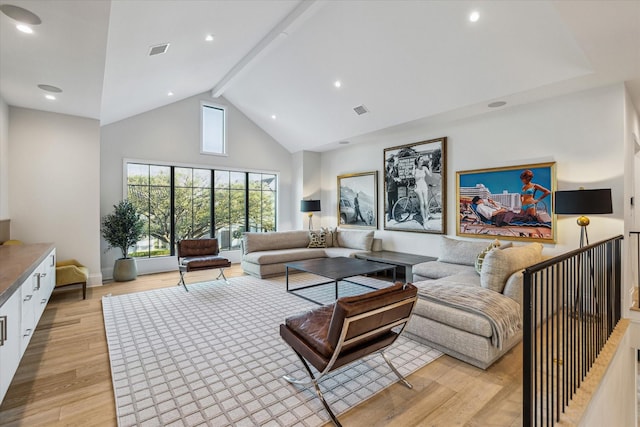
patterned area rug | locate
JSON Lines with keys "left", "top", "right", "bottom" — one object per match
{"left": 102, "top": 274, "right": 442, "bottom": 427}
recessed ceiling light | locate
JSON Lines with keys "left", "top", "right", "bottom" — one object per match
{"left": 205, "top": 34, "right": 214, "bottom": 42}
{"left": 334, "top": 80, "right": 342, "bottom": 88}
{"left": 488, "top": 101, "right": 507, "bottom": 108}
{"left": 45, "top": 94, "right": 56, "bottom": 101}
{"left": 0, "top": 4, "right": 42, "bottom": 25}
{"left": 168, "top": 91, "right": 174, "bottom": 96}
{"left": 469, "top": 11, "right": 480, "bottom": 22}
{"left": 38, "top": 84, "right": 62, "bottom": 93}
{"left": 16, "top": 24, "right": 33, "bottom": 34}
{"left": 271, "top": 115, "right": 277, "bottom": 120}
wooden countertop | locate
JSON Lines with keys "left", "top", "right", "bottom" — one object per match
{"left": 0, "top": 243, "right": 54, "bottom": 306}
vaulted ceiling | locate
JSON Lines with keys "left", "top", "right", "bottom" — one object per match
{"left": 1, "top": 0, "right": 639, "bottom": 153}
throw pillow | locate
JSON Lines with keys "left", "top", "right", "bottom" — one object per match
{"left": 437, "top": 236, "right": 490, "bottom": 266}
{"left": 320, "top": 226, "right": 336, "bottom": 247}
{"left": 308, "top": 230, "right": 327, "bottom": 248}
{"left": 480, "top": 242, "right": 543, "bottom": 293}
{"left": 474, "top": 239, "right": 501, "bottom": 274}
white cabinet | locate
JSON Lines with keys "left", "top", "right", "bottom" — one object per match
{"left": 1, "top": 247, "right": 55, "bottom": 403}
{"left": 20, "top": 249, "right": 55, "bottom": 357}
{"left": 20, "top": 274, "right": 37, "bottom": 357}
{"left": 33, "top": 250, "right": 55, "bottom": 325}
{"left": 0, "top": 285, "right": 22, "bottom": 400}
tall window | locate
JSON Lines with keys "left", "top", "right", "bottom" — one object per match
{"left": 126, "top": 162, "right": 277, "bottom": 256}
{"left": 127, "top": 164, "right": 172, "bottom": 257}
{"left": 201, "top": 104, "right": 226, "bottom": 155}
{"left": 174, "top": 167, "right": 212, "bottom": 241}
{"left": 249, "top": 173, "right": 276, "bottom": 232}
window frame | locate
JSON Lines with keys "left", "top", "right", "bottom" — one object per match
{"left": 122, "top": 158, "right": 278, "bottom": 257}
{"left": 200, "top": 101, "right": 227, "bottom": 156}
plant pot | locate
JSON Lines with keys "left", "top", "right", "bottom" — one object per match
{"left": 113, "top": 258, "right": 138, "bottom": 282}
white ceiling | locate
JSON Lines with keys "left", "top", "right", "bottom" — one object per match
{"left": 1, "top": 0, "right": 639, "bottom": 153}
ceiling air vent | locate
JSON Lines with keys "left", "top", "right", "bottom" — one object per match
{"left": 353, "top": 104, "right": 369, "bottom": 116}
{"left": 149, "top": 43, "right": 170, "bottom": 56}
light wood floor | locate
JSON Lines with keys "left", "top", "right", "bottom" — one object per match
{"left": 0, "top": 265, "right": 523, "bottom": 426}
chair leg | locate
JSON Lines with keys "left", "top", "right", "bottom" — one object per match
{"left": 380, "top": 351, "right": 412, "bottom": 389}
{"left": 82, "top": 282, "right": 86, "bottom": 300}
{"left": 177, "top": 271, "right": 189, "bottom": 292}
{"left": 216, "top": 268, "right": 229, "bottom": 284}
{"left": 283, "top": 349, "right": 342, "bottom": 427}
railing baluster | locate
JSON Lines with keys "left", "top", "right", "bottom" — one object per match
{"left": 523, "top": 235, "right": 623, "bottom": 426}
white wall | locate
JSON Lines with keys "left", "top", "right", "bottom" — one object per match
{"left": 8, "top": 107, "right": 102, "bottom": 284}
{"left": 100, "top": 92, "right": 294, "bottom": 278}
{"left": 624, "top": 89, "right": 640, "bottom": 314}
{"left": 581, "top": 323, "right": 636, "bottom": 427}
{"left": 0, "top": 97, "right": 8, "bottom": 219}
{"left": 319, "top": 84, "right": 627, "bottom": 256}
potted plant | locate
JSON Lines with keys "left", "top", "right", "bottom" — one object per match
{"left": 101, "top": 199, "right": 145, "bottom": 281}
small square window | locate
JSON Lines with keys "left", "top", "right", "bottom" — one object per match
{"left": 201, "top": 103, "right": 226, "bottom": 155}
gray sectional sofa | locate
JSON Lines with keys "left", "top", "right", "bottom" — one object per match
{"left": 241, "top": 228, "right": 382, "bottom": 278}
{"left": 406, "top": 236, "right": 544, "bottom": 369}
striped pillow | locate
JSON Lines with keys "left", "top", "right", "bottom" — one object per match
{"left": 475, "top": 239, "right": 501, "bottom": 274}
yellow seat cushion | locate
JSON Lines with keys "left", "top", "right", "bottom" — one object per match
{"left": 2, "top": 239, "right": 23, "bottom": 245}
{"left": 56, "top": 259, "right": 89, "bottom": 286}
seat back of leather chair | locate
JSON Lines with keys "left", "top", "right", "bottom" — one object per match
{"left": 177, "top": 239, "right": 220, "bottom": 258}
{"left": 327, "top": 283, "right": 417, "bottom": 353}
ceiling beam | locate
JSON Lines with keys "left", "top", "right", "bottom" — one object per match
{"left": 210, "top": 0, "right": 320, "bottom": 98}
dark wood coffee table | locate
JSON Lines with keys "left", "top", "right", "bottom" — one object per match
{"left": 285, "top": 257, "right": 396, "bottom": 304}
{"left": 355, "top": 250, "right": 437, "bottom": 282}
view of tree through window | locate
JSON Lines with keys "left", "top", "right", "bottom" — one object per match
{"left": 126, "top": 162, "right": 277, "bottom": 256}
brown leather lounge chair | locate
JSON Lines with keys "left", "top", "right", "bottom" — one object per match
{"left": 176, "top": 238, "right": 231, "bottom": 291}
{"left": 280, "top": 282, "right": 418, "bottom": 426}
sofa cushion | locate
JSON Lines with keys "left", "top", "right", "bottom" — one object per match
{"left": 411, "top": 282, "right": 493, "bottom": 337}
{"left": 438, "top": 236, "right": 490, "bottom": 266}
{"left": 481, "top": 243, "right": 543, "bottom": 293}
{"left": 243, "top": 248, "right": 327, "bottom": 264}
{"left": 412, "top": 261, "right": 476, "bottom": 280}
{"left": 436, "top": 271, "right": 482, "bottom": 287}
{"left": 243, "top": 230, "right": 309, "bottom": 254}
{"left": 308, "top": 230, "right": 327, "bottom": 248}
{"left": 323, "top": 247, "right": 368, "bottom": 258}
{"left": 336, "top": 229, "right": 374, "bottom": 250}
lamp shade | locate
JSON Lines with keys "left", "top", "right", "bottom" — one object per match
{"left": 554, "top": 189, "right": 612, "bottom": 215}
{"left": 300, "top": 199, "right": 321, "bottom": 213}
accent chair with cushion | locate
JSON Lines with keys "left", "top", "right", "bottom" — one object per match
{"left": 176, "top": 238, "right": 231, "bottom": 291}
{"left": 280, "top": 282, "right": 418, "bottom": 426}
{"left": 55, "top": 259, "right": 89, "bottom": 299}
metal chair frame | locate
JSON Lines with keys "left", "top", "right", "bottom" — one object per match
{"left": 176, "top": 239, "right": 230, "bottom": 292}
{"left": 282, "top": 295, "right": 417, "bottom": 427}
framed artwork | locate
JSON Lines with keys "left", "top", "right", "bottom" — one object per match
{"left": 383, "top": 137, "right": 446, "bottom": 234}
{"left": 456, "top": 162, "right": 557, "bottom": 242}
{"left": 337, "top": 171, "right": 378, "bottom": 229}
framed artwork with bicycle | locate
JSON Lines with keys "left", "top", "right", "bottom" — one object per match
{"left": 337, "top": 171, "right": 378, "bottom": 229}
{"left": 456, "top": 162, "right": 557, "bottom": 242}
{"left": 383, "top": 137, "right": 446, "bottom": 234}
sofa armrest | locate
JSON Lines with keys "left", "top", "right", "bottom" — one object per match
{"left": 502, "top": 270, "right": 523, "bottom": 310}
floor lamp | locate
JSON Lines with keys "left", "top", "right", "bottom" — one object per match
{"left": 300, "top": 200, "right": 321, "bottom": 230}
{"left": 554, "top": 188, "right": 613, "bottom": 248}
{"left": 554, "top": 188, "right": 613, "bottom": 317}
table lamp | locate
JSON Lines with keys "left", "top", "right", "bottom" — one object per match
{"left": 300, "top": 200, "right": 321, "bottom": 230}
{"left": 554, "top": 188, "right": 612, "bottom": 247}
